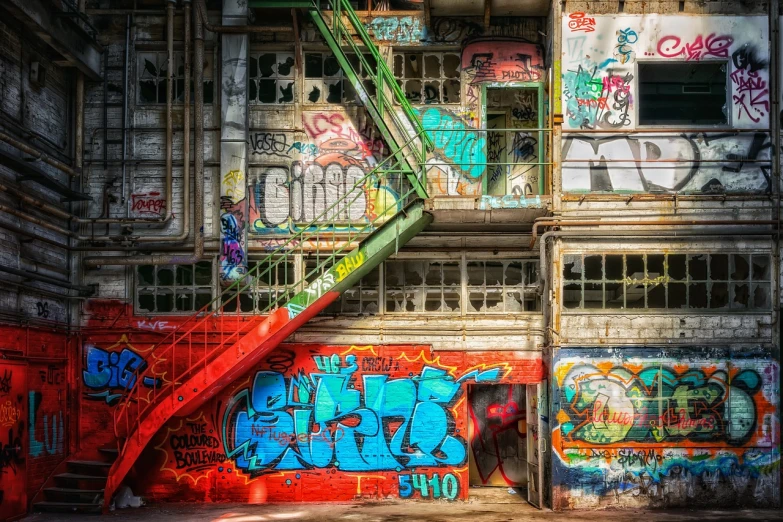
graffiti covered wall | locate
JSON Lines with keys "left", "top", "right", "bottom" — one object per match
{"left": 249, "top": 110, "right": 402, "bottom": 235}
{"left": 551, "top": 347, "right": 779, "bottom": 509}
{"left": 130, "top": 344, "right": 543, "bottom": 502}
{"left": 561, "top": 15, "right": 771, "bottom": 194}
{"left": 418, "top": 39, "right": 545, "bottom": 197}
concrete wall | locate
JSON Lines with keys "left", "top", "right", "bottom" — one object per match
{"left": 551, "top": 346, "right": 779, "bottom": 509}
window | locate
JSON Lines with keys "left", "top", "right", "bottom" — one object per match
{"left": 137, "top": 51, "right": 214, "bottom": 104}
{"left": 563, "top": 253, "right": 771, "bottom": 310}
{"left": 638, "top": 62, "right": 727, "bottom": 125}
{"left": 136, "top": 262, "right": 213, "bottom": 313}
{"left": 249, "top": 51, "right": 295, "bottom": 104}
{"left": 322, "top": 257, "right": 541, "bottom": 316}
{"left": 393, "top": 52, "right": 460, "bottom": 104}
{"left": 467, "top": 260, "right": 540, "bottom": 313}
{"left": 221, "top": 257, "right": 296, "bottom": 313}
{"left": 303, "top": 52, "right": 377, "bottom": 104}
{"left": 322, "top": 261, "right": 380, "bottom": 315}
{"left": 385, "top": 260, "right": 462, "bottom": 313}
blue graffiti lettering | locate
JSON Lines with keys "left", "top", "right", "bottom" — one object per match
{"left": 222, "top": 356, "right": 503, "bottom": 475}
{"left": 82, "top": 345, "right": 161, "bottom": 405}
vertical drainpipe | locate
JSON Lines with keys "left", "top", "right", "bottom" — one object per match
{"left": 218, "top": 0, "right": 249, "bottom": 285}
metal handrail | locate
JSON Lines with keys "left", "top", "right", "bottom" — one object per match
{"left": 111, "top": 129, "right": 428, "bottom": 446}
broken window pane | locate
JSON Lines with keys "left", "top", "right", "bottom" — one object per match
{"left": 648, "top": 282, "right": 666, "bottom": 307}
{"left": 486, "top": 261, "right": 503, "bottom": 286}
{"left": 505, "top": 262, "right": 523, "bottom": 286}
{"left": 138, "top": 265, "right": 155, "bottom": 286}
{"left": 605, "top": 282, "right": 624, "bottom": 308}
{"left": 647, "top": 254, "right": 665, "bottom": 279}
{"left": 443, "top": 54, "right": 460, "bottom": 78}
{"left": 583, "top": 283, "right": 603, "bottom": 308}
{"left": 688, "top": 282, "right": 708, "bottom": 308}
{"left": 668, "top": 254, "right": 687, "bottom": 281}
{"left": 138, "top": 291, "right": 155, "bottom": 312}
{"left": 732, "top": 283, "right": 750, "bottom": 309}
{"left": 443, "top": 80, "right": 460, "bottom": 103}
{"left": 709, "top": 282, "right": 729, "bottom": 309}
{"left": 563, "top": 255, "right": 582, "bottom": 281}
{"left": 752, "top": 255, "right": 770, "bottom": 280}
{"left": 467, "top": 261, "right": 485, "bottom": 286}
{"left": 157, "top": 267, "right": 174, "bottom": 286}
{"left": 404, "top": 53, "right": 423, "bottom": 78}
{"left": 156, "top": 288, "right": 174, "bottom": 312}
{"left": 626, "top": 255, "right": 644, "bottom": 280}
{"left": 731, "top": 254, "right": 750, "bottom": 280}
{"left": 638, "top": 62, "right": 727, "bottom": 125}
{"left": 688, "top": 255, "right": 708, "bottom": 280}
{"left": 605, "top": 255, "right": 623, "bottom": 280}
{"left": 752, "top": 283, "right": 771, "bottom": 309}
{"left": 625, "top": 283, "right": 645, "bottom": 309}
{"left": 424, "top": 81, "right": 440, "bottom": 104}
{"left": 668, "top": 282, "right": 687, "bottom": 308}
{"left": 424, "top": 54, "right": 441, "bottom": 78}
{"left": 710, "top": 254, "right": 729, "bottom": 280}
{"left": 404, "top": 80, "right": 422, "bottom": 103}
{"left": 443, "top": 262, "right": 460, "bottom": 286}
{"left": 584, "top": 255, "right": 602, "bottom": 280}
{"left": 306, "top": 52, "right": 326, "bottom": 76}
{"left": 563, "top": 283, "right": 582, "bottom": 309}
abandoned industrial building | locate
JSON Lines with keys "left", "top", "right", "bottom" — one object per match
{"left": 0, "top": 0, "right": 780, "bottom": 518}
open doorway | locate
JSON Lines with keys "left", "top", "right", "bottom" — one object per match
{"left": 484, "top": 85, "right": 543, "bottom": 196}
{"left": 467, "top": 384, "right": 528, "bottom": 501}
{"left": 467, "top": 382, "right": 547, "bottom": 507}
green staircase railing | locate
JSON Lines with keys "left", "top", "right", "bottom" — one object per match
{"left": 112, "top": 129, "right": 431, "bottom": 452}
{"left": 250, "top": 0, "right": 432, "bottom": 199}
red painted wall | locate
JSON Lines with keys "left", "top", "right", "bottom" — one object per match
{"left": 77, "top": 301, "right": 543, "bottom": 503}
{"left": 122, "top": 344, "right": 542, "bottom": 502}
{"left": 0, "top": 324, "right": 70, "bottom": 520}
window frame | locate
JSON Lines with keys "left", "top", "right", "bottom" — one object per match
{"left": 301, "top": 50, "right": 378, "bottom": 105}
{"left": 134, "top": 261, "right": 214, "bottom": 315}
{"left": 248, "top": 49, "right": 296, "bottom": 105}
{"left": 634, "top": 59, "right": 732, "bottom": 129}
{"left": 392, "top": 50, "right": 462, "bottom": 105}
{"left": 561, "top": 251, "right": 773, "bottom": 313}
{"left": 136, "top": 49, "right": 215, "bottom": 106}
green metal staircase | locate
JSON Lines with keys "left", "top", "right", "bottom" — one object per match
{"left": 98, "top": 1, "right": 432, "bottom": 512}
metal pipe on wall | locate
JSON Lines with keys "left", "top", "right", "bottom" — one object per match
{"left": 0, "top": 265, "right": 94, "bottom": 295}
{"left": 0, "top": 131, "right": 80, "bottom": 178}
{"left": 530, "top": 219, "right": 779, "bottom": 249}
{"left": 83, "top": 0, "right": 207, "bottom": 268}
{"left": 195, "top": 0, "right": 292, "bottom": 33}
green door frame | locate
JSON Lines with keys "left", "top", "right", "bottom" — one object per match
{"left": 480, "top": 82, "right": 546, "bottom": 196}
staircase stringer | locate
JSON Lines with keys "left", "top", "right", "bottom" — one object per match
{"left": 101, "top": 201, "right": 432, "bottom": 513}
{"left": 308, "top": 5, "right": 429, "bottom": 199}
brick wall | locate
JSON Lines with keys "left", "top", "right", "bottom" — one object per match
{"left": 89, "top": 343, "right": 544, "bottom": 502}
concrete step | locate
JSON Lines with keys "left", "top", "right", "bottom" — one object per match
{"left": 53, "top": 473, "right": 108, "bottom": 490}
{"left": 67, "top": 460, "right": 112, "bottom": 477}
{"left": 44, "top": 487, "right": 104, "bottom": 503}
{"left": 33, "top": 501, "right": 101, "bottom": 514}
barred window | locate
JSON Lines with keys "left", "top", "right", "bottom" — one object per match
{"left": 221, "top": 257, "right": 296, "bottom": 313}
{"left": 303, "top": 52, "right": 377, "bottom": 104}
{"left": 393, "top": 52, "right": 460, "bottom": 104}
{"left": 563, "top": 253, "right": 772, "bottom": 310}
{"left": 136, "top": 262, "right": 213, "bottom": 313}
{"left": 249, "top": 51, "right": 295, "bottom": 104}
{"left": 137, "top": 51, "right": 214, "bottom": 104}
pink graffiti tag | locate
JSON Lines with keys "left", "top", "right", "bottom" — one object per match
{"left": 731, "top": 69, "right": 769, "bottom": 123}
{"left": 656, "top": 34, "right": 734, "bottom": 61}
{"left": 567, "top": 12, "right": 595, "bottom": 33}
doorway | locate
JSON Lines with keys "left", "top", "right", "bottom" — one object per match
{"left": 467, "top": 384, "right": 528, "bottom": 489}
{"left": 483, "top": 85, "right": 544, "bottom": 196}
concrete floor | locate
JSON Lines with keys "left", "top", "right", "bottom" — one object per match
{"left": 20, "top": 489, "right": 783, "bottom": 522}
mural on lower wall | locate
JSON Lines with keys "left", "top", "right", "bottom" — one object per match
{"left": 551, "top": 348, "right": 779, "bottom": 509}
{"left": 137, "top": 344, "right": 543, "bottom": 502}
